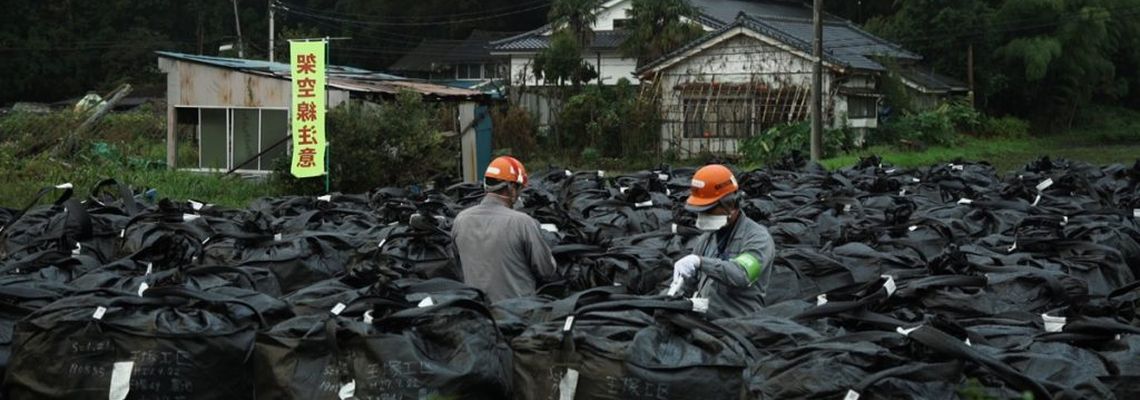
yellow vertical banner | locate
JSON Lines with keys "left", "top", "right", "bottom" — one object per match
{"left": 290, "top": 40, "right": 327, "bottom": 178}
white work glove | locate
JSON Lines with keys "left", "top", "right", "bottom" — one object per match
{"left": 670, "top": 254, "right": 701, "bottom": 291}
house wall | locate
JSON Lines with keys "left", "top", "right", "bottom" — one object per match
{"left": 592, "top": 0, "right": 633, "bottom": 30}
{"left": 507, "top": 51, "right": 640, "bottom": 87}
{"left": 655, "top": 33, "right": 839, "bottom": 157}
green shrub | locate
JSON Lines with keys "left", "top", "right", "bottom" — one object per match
{"left": 553, "top": 79, "right": 661, "bottom": 160}
{"left": 740, "top": 122, "right": 856, "bottom": 166}
{"left": 491, "top": 105, "right": 538, "bottom": 159}
{"left": 274, "top": 91, "right": 453, "bottom": 195}
{"left": 981, "top": 116, "right": 1030, "bottom": 138}
{"left": 873, "top": 104, "right": 963, "bottom": 148}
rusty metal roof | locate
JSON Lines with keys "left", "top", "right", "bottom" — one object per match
{"left": 156, "top": 51, "right": 485, "bottom": 101}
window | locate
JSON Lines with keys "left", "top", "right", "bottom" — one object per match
{"left": 457, "top": 63, "right": 482, "bottom": 80}
{"left": 683, "top": 99, "right": 752, "bottom": 138}
{"left": 681, "top": 86, "right": 813, "bottom": 139}
{"left": 484, "top": 63, "right": 507, "bottom": 79}
{"left": 192, "top": 107, "right": 290, "bottom": 171}
{"left": 847, "top": 96, "right": 878, "bottom": 119}
{"left": 612, "top": 19, "right": 631, "bottom": 30}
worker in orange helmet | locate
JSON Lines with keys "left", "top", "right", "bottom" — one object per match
{"left": 669, "top": 164, "right": 776, "bottom": 318}
{"left": 451, "top": 156, "right": 559, "bottom": 302}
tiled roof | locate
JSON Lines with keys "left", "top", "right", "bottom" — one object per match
{"left": 489, "top": 30, "right": 630, "bottom": 52}
{"left": 897, "top": 66, "right": 969, "bottom": 93}
{"left": 390, "top": 31, "right": 514, "bottom": 72}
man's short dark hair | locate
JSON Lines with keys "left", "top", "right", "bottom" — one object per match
{"left": 484, "top": 178, "right": 517, "bottom": 194}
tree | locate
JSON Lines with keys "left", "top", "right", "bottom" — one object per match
{"left": 547, "top": 0, "right": 603, "bottom": 46}
{"left": 532, "top": 30, "right": 598, "bottom": 87}
{"left": 619, "top": 0, "right": 706, "bottom": 66}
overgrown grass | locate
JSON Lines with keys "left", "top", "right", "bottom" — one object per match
{"left": 0, "top": 110, "right": 273, "bottom": 209}
{"left": 1059, "top": 105, "right": 1140, "bottom": 145}
{"left": 0, "top": 151, "right": 273, "bottom": 209}
{"left": 822, "top": 136, "right": 1140, "bottom": 172}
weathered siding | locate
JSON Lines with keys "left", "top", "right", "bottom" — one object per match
{"left": 655, "top": 33, "right": 837, "bottom": 157}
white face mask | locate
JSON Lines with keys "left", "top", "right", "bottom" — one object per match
{"left": 695, "top": 213, "right": 729, "bottom": 231}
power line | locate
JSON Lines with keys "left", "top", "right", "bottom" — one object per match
{"left": 275, "top": 2, "right": 550, "bottom": 27}
{"left": 276, "top": 0, "right": 550, "bottom": 22}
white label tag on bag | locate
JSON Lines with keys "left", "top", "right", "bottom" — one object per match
{"left": 274, "top": 233, "right": 283, "bottom": 241}
{"left": 540, "top": 224, "right": 560, "bottom": 233}
{"left": 1061, "top": 216, "right": 1068, "bottom": 226}
{"left": 619, "top": 186, "right": 629, "bottom": 194}
{"left": 363, "top": 310, "right": 374, "bottom": 324}
{"left": 899, "top": 189, "right": 907, "bottom": 196}
{"left": 189, "top": 200, "right": 205, "bottom": 211}
{"left": 1042, "top": 314, "right": 1066, "bottom": 332}
{"left": 377, "top": 239, "right": 387, "bottom": 249}
{"left": 331, "top": 303, "right": 346, "bottom": 316}
{"left": 137, "top": 282, "right": 149, "bottom": 297}
{"left": 816, "top": 294, "right": 828, "bottom": 306}
{"left": 965, "top": 338, "right": 973, "bottom": 347}
{"left": 565, "top": 170, "right": 572, "bottom": 177}
{"left": 843, "top": 204, "right": 852, "bottom": 213}
{"left": 1036, "top": 178, "right": 1054, "bottom": 191}
{"left": 950, "top": 164, "right": 964, "bottom": 171}
{"left": 844, "top": 389, "right": 861, "bottom": 400}
{"left": 908, "top": 225, "right": 918, "bottom": 232}
{"left": 885, "top": 168, "right": 897, "bottom": 174}
{"left": 896, "top": 325, "right": 920, "bottom": 336}
{"left": 417, "top": 297, "right": 434, "bottom": 308}
{"left": 1031, "top": 194, "right": 1042, "bottom": 207}
{"left": 182, "top": 214, "right": 199, "bottom": 222}
{"left": 562, "top": 316, "right": 576, "bottom": 332}
{"left": 667, "top": 277, "right": 684, "bottom": 297}
{"left": 1133, "top": 209, "right": 1139, "bottom": 218}
{"left": 109, "top": 361, "right": 134, "bottom": 400}
{"left": 635, "top": 200, "right": 653, "bottom": 208}
{"left": 671, "top": 224, "right": 678, "bottom": 234}
{"left": 119, "top": 229, "right": 126, "bottom": 239}
{"left": 597, "top": 171, "right": 605, "bottom": 178}
{"left": 881, "top": 275, "right": 896, "bottom": 297}
{"left": 1008, "top": 242, "right": 1018, "bottom": 253}
{"left": 912, "top": 178, "right": 921, "bottom": 183}
{"left": 658, "top": 173, "right": 669, "bottom": 181}
{"left": 691, "top": 298, "right": 710, "bottom": 313}
{"left": 558, "top": 368, "right": 580, "bottom": 400}
{"left": 72, "top": 243, "right": 82, "bottom": 256}
{"left": 93, "top": 306, "right": 107, "bottom": 320}
{"left": 338, "top": 380, "right": 356, "bottom": 399}
{"left": 317, "top": 195, "right": 332, "bottom": 202}
{"left": 55, "top": 183, "right": 74, "bottom": 190}
{"left": 957, "top": 198, "right": 974, "bottom": 205}
{"left": 144, "top": 263, "right": 153, "bottom": 275}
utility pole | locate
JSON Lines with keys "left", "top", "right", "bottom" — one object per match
{"left": 232, "top": 0, "right": 244, "bottom": 58}
{"left": 967, "top": 43, "right": 975, "bottom": 108}
{"left": 810, "top": 0, "right": 823, "bottom": 162}
{"left": 269, "top": 0, "right": 276, "bottom": 62}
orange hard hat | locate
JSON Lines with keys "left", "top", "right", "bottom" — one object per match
{"left": 686, "top": 164, "right": 738, "bottom": 212}
{"left": 484, "top": 156, "right": 528, "bottom": 186}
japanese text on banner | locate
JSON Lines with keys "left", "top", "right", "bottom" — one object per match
{"left": 290, "top": 41, "right": 327, "bottom": 178}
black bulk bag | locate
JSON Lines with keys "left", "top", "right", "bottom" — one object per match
{"left": 0, "top": 277, "right": 74, "bottom": 380}
{"left": 3, "top": 287, "right": 265, "bottom": 399}
{"left": 0, "top": 184, "right": 92, "bottom": 264}
{"left": 204, "top": 231, "right": 355, "bottom": 295}
{"left": 254, "top": 297, "right": 512, "bottom": 399}
{"left": 511, "top": 295, "right": 757, "bottom": 400}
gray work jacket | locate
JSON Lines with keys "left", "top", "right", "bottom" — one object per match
{"left": 451, "top": 196, "right": 559, "bottom": 302}
{"left": 691, "top": 215, "right": 777, "bottom": 319}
